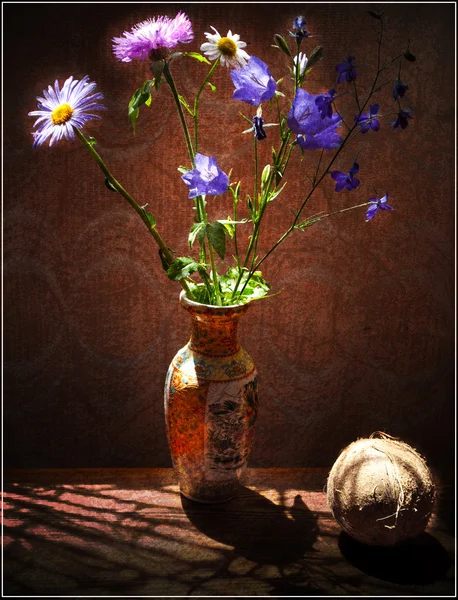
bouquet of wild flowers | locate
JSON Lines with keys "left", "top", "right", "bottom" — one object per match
{"left": 29, "top": 10, "right": 415, "bottom": 306}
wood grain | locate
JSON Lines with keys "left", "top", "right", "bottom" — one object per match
{"left": 3, "top": 468, "right": 455, "bottom": 596}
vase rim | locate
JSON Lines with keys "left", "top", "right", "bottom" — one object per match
{"left": 179, "top": 290, "right": 251, "bottom": 314}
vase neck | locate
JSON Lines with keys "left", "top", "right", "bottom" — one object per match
{"left": 189, "top": 314, "right": 241, "bottom": 356}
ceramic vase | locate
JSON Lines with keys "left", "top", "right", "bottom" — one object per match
{"left": 164, "top": 291, "right": 258, "bottom": 503}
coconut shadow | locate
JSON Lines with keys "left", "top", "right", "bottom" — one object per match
{"left": 338, "top": 531, "right": 452, "bottom": 585}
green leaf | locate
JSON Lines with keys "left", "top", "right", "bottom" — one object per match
{"left": 218, "top": 267, "right": 271, "bottom": 305}
{"left": 128, "top": 106, "right": 139, "bottom": 133}
{"left": 178, "top": 94, "right": 193, "bottom": 115}
{"left": 217, "top": 217, "right": 248, "bottom": 238}
{"left": 167, "top": 257, "right": 201, "bottom": 281}
{"left": 128, "top": 82, "right": 153, "bottom": 133}
{"left": 246, "top": 195, "right": 254, "bottom": 218}
{"left": 306, "top": 46, "right": 324, "bottom": 70}
{"left": 206, "top": 221, "right": 227, "bottom": 260}
{"left": 140, "top": 206, "right": 156, "bottom": 229}
{"left": 178, "top": 165, "right": 191, "bottom": 175}
{"left": 188, "top": 222, "right": 206, "bottom": 248}
{"left": 239, "top": 111, "right": 254, "bottom": 126}
{"left": 266, "top": 181, "right": 287, "bottom": 203}
{"left": 182, "top": 51, "right": 211, "bottom": 64}
{"left": 207, "top": 81, "right": 217, "bottom": 92}
{"left": 158, "top": 248, "right": 170, "bottom": 272}
{"left": 142, "top": 79, "right": 153, "bottom": 95}
{"left": 273, "top": 34, "right": 293, "bottom": 58}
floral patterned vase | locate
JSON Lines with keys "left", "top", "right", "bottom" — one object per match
{"left": 164, "top": 291, "right": 258, "bottom": 503}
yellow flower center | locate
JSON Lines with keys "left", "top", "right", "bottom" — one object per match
{"left": 51, "top": 103, "right": 73, "bottom": 125}
{"left": 217, "top": 37, "right": 238, "bottom": 57}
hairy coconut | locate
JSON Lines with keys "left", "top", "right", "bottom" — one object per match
{"left": 326, "top": 433, "right": 436, "bottom": 546}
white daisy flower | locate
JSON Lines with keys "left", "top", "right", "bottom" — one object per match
{"left": 29, "top": 75, "right": 105, "bottom": 148}
{"left": 200, "top": 26, "right": 250, "bottom": 69}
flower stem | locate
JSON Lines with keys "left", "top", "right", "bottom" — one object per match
{"left": 73, "top": 127, "right": 194, "bottom": 298}
{"left": 207, "top": 242, "right": 222, "bottom": 306}
{"left": 297, "top": 201, "right": 372, "bottom": 227}
{"left": 253, "top": 136, "right": 259, "bottom": 214}
{"left": 163, "top": 62, "right": 195, "bottom": 164}
{"left": 231, "top": 132, "right": 292, "bottom": 301}
{"left": 193, "top": 58, "right": 220, "bottom": 153}
{"left": 163, "top": 60, "right": 218, "bottom": 299}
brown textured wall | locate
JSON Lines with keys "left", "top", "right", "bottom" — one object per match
{"left": 3, "top": 3, "right": 455, "bottom": 474}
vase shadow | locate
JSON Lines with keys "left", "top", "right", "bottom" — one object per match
{"left": 181, "top": 485, "right": 319, "bottom": 565}
{"left": 338, "top": 531, "right": 451, "bottom": 585}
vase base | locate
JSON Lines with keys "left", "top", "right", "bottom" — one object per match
{"left": 180, "top": 491, "right": 236, "bottom": 504}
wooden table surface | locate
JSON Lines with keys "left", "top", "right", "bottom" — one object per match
{"left": 2, "top": 468, "right": 455, "bottom": 597}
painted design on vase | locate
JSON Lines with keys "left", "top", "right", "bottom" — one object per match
{"left": 164, "top": 291, "right": 258, "bottom": 503}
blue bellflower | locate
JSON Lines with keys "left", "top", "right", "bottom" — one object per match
{"left": 365, "top": 193, "right": 394, "bottom": 221}
{"left": 331, "top": 161, "right": 360, "bottom": 192}
{"left": 392, "top": 79, "right": 409, "bottom": 101}
{"left": 355, "top": 103, "right": 381, "bottom": 133}
{"left": 181, "top": 153, "right": 229, "bottom": 198}
{"left": 390, "top": 107, "right": 413, "bottom": 130}
{"left": 230, "top": 56, "right": 277, "bottom": 106}
{"left": 336, "top": 56, "right": 357, "bottom": 83}
{"left": 287, "top": 88, "right": 342, "bottom": 150}
{"left": 315, "top": 89, "right": 336, "bottom": 119}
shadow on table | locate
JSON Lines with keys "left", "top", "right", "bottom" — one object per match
{"left": 181, "top": 485, "right": 319, "bottom": 565}
{"left": 338, "top": 531, "right": 452, "bottom": 585}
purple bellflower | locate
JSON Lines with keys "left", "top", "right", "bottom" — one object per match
{"left": 355, "top": 103, "right": 381, "bottom": 133}
{"left": 230, "top": 56, "right": 277, "bottom": 106}
{"left": 336, "top": 56, "right": 357, "bottom": 83}
{"left": 315, "top": 89, "right": 336, "bottom": 119}
{"left": 181, "top": 153, "right": 229, "bottom": 198}
{"left": 365, "top": 193, "right": 394, "bottom": 221}
{"left": 331, "top": 161, "right": 360, "bottom": 192}
{"left": 112, "top": 12, "right": 194, "bottom": 62}
{"left": 390, "top": 107, "right": 413, "bottom": 130}
{"left": 287, "top": 88, "right": 342, "bottom": 150}
{"left": 393, "top": 79, "right": 409, "bottom": 101}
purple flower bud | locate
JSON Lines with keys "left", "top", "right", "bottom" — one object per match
{"left": 390, "top": 107, "right": 413, "bottom": 130}
{"left": 392, "top": 79, "right": 409, "bottom": 101}
{"left": 253, "top": 115, "right": 267, "bottom": 140}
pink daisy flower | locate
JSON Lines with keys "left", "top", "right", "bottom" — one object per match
{"left": 113, "top": 12, "right": 194, "bottom": 62}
